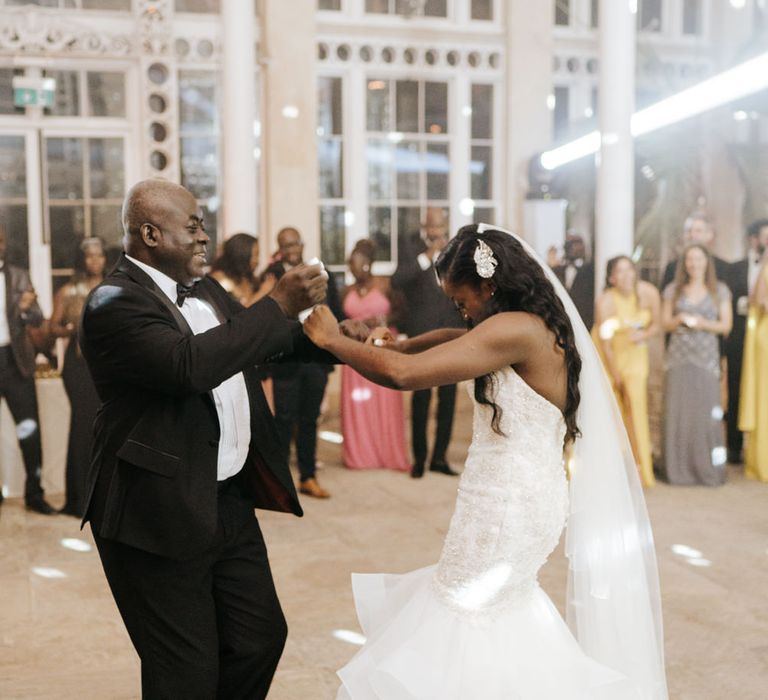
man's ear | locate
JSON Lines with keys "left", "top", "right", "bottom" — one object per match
{"left": 140, "top": 223, "right": 160, "bottom": 248}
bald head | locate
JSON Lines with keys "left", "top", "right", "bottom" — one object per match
{"left": 421, "top": 207, "right": 449, "bottom": 252}
{"left": 423, "top": 207, "right": 447, "bottom": 230}
{"left": 121, "top": 178, "right": 209, "bottom": 285}
{"left": 122, "top": 179, "right": 196, "bottom": 244}
{"left": 276, "top": 227, "right": 303, "bottom": 266}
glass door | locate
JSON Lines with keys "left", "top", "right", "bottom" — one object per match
{"left": 0, "top": 133, "right": 32, "bottom": 269}
{"left": 43, "top": 133, "right": 126, "bottom": 292}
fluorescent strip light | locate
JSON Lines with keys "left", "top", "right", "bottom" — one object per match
{"left": 541, "top": 50, "right": 768, "bottom": 170}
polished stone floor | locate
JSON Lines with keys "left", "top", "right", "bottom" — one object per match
{"left": 1, "top": 384, "right": 767, "bottom": 699}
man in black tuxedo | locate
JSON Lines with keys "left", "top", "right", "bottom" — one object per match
{"left": 391, "top": 208, "right": 463, "bottom": 478}
{"left": 660, "top": 214, "right": 729, "bottom": 290}
{"left": 724, "top": 218, "right": 768, "bottom": 463}
{"left": 79, "top": 180, "right": 362, "bottom": 699}
{"left": 261, "top": 226, "right": 344, "bottom": 499}
{"left": 553, "top": 234, "right": 595, "bottom": 331}
{"left": 0, "top": 225, "right": 55, "bottom": 514}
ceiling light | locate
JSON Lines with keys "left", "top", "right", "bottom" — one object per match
{"left": 541, "top": 50, "right": 768, "bottom": 170}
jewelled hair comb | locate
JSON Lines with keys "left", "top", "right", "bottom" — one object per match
{"left": 474, "top": 238, "right": 498, "bottom": 279}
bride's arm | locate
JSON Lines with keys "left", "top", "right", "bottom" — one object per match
{"left": 397, "top": 328, "right": 467, "bottom": 353}
{"left": 304, "top": 305, "right": 541, "bottom": 391}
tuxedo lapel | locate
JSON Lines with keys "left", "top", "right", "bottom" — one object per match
{"left": 114, "top": 255, "right": 193, "bottom": 336}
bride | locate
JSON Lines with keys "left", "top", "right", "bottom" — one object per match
{"left": 304, "top": 225, "right": 668, "bottom": 699}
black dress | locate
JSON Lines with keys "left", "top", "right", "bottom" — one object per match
{"left": 59, "top": 284, "right": 100, "bottom": 517}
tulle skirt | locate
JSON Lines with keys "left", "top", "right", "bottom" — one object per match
{"left": 337, "top": 565, "right": 643, "bottom": 699}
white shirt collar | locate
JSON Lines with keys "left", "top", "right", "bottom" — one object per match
{"left": 125, "top": 254, "right": 179, "bottom": 304}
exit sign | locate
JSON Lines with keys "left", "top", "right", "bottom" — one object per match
{"left": 12, "top": 76, "right": 55, "bottom": 108}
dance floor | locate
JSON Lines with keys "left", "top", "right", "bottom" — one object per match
{"left": 1, "top": 384, "right": 766, "bottom": 699}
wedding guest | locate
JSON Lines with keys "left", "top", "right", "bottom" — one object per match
{"left": 662, "top": 244, "right": 732, "bottom": 485}
{"left": 340, "top": 240, "right": 409, "bottom": 471}
{"left": 391, "top": 207, "right": 463, "bottom": 478}
{"left": 738, "top": 255, "right": 768, "bottom": 482}
{"left": 78, "top": 179, "right": 353, "bottom": 699}
{"left": 0, "top": 224, "right": 54, "bottom": 514}
{"left": 210, "top": 232, "right": 274, "bottom": 408}
{"left": 553, "top": 233, "right": 595, "bottom": 330}
{"left": 725, "top": 219, "right": 768, "bottom": 464}
{"left": 660, "top": 213, "right": 729, "bottom": 289}
{"left": 262, "top": 226, "right": 343, "bottom": 498}
{"left": 593, "top": 255, "right": 661, "bottom": 487}
{"left": 49, "top": 237, "right": 106, "bottom": 517}
{"left": 210, "top": 232, "right": 272, "bottom": 307}
{"left": 209, "top": 232, "right": 260, "bottom": 304}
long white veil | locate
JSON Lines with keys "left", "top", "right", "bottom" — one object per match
{"left": 477, "top": 223, "right": 668, "bottom": 699}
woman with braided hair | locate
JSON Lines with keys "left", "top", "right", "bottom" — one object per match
{"left": 305, "top": 225, "right": 667, "bottom": 699}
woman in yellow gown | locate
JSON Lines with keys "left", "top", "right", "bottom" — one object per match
{"left": 593, "top": 256, "right": 661, "bottom": 487}
{"left": 739, "top": 259, "right": 768, "bottom": 481}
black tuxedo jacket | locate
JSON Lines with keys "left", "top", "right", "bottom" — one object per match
{"left": 553, "top": 261, "right": 595, "bottom": 331}
{"left": 2, "top": 264, "right": 44, "bottom": 378}
{"left": 79, "top": 255, "right": 329, "bottom": 559}
{"left": 725, "top": 258, "right": 749, "bottom": 354}
{"left": 390, "top": 255, "right": 463, "bottom": 337}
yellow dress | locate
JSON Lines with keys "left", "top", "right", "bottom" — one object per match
{"left": 592, "top": 290, "right": 655, "bottom": 487}
{"left": 739, "top": 271, "right": 768, "bottom": 482}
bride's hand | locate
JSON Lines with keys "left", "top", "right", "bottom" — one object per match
{"left": 365, "top": 326, "right": 396, "bottom": 348}
{"left": 304, "top": 305, "right": 340, "bottom": 348}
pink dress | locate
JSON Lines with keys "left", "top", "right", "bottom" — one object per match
{"left": 341, "top": 288, "right": 411, "bottom": 470}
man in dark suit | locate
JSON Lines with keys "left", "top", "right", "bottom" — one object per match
{"left": 0, "top": 225, "right": 54, "bottom": 514}
{"left": 391, "top": 208, "right": 463, "bottom": 478}
{"left": 660, "top": 214, "right": 729, "bottom": 290}
{"left": 724, "top": 218, "right": 768, "bottom": 463}
{"left": 79, "top": 180, "right": 361, "bottom": 699}
{"left": 553, "top": 233, "right": 595, "bottom": 331}
{"left": 261, "top": 226, "right": 343, "bottom": 499}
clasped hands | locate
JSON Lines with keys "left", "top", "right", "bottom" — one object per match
{"left": 267, "top": 264, "right": 371, "bottom": 345}
{"left": 304, "top": 305, "right": 398, "bottom": 351}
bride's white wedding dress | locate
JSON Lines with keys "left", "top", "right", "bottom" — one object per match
{"left": 337, "top": 366, "right": 643, "bottom": 699}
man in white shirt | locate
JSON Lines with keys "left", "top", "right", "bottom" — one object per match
{"left": 79, "top": 179, "right": 364, "bottom": 699}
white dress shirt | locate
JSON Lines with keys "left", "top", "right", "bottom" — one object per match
{"left": 0, "top": 265, "right": 10, "bottom": 347}
{"left": 564, "top": 258, "right": 583, "bottom": 291}
{"left": 126, "top": 255, "right": 251, "bottom": 481}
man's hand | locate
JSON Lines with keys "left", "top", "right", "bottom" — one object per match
{"left": 339, "top": 319, "right": 370, "bottom": 343}
{"left": 18, "top": 288, "right": 37, "bottom": 314}
{"left": 269, "top": 264, "right": 327, "bottom": 319}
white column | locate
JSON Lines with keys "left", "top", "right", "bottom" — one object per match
{"left": 259, "top": 0, "right": 319, "bottom": 259}
{"left": 595, "top": 0, "right": 636, "bottom": 286}
{"left": 221, "top": 0, "right": 258, "bottom": 237}
{"left": 504, "top": 0, "right": 554, "bottom": 235}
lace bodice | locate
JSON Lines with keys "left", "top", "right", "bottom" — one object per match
{"left": 432, "top": 366, "right": 568, "bottom": 619}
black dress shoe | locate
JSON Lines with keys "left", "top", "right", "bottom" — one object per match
{"left": 410, "top": 463, "right": 425, "bottom": 479}
{"left": 25, "top": 498, "right": 56, "bottom": 515}
{"left": 429, "top": 461, "right": 459, "bottom": 476}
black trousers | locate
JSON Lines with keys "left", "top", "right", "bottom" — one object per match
{"left": 726, "top": 340, "right": 744, "bottom": 458}
{"left": 411, "top": 384, "right": 457, "bottom": 467}
{"left": 0, "top": 346, "right": 44, "bottom": 502}
{"left": 272, "top": 364, "right": 328, "bottom": 482}
{"left": 94, "top": 477, "right": 287, "bottom": 700}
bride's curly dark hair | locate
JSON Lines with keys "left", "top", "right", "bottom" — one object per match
{"left": 435, "top": 225, "right": 581, "bottom": 444}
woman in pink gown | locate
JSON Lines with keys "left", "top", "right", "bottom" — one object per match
{"left": 341, "top": 240, "right": 410, "bottom": 470}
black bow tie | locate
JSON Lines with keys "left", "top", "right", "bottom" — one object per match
{"left": 176, "top": 281, "right": 199, "bottom": 307}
